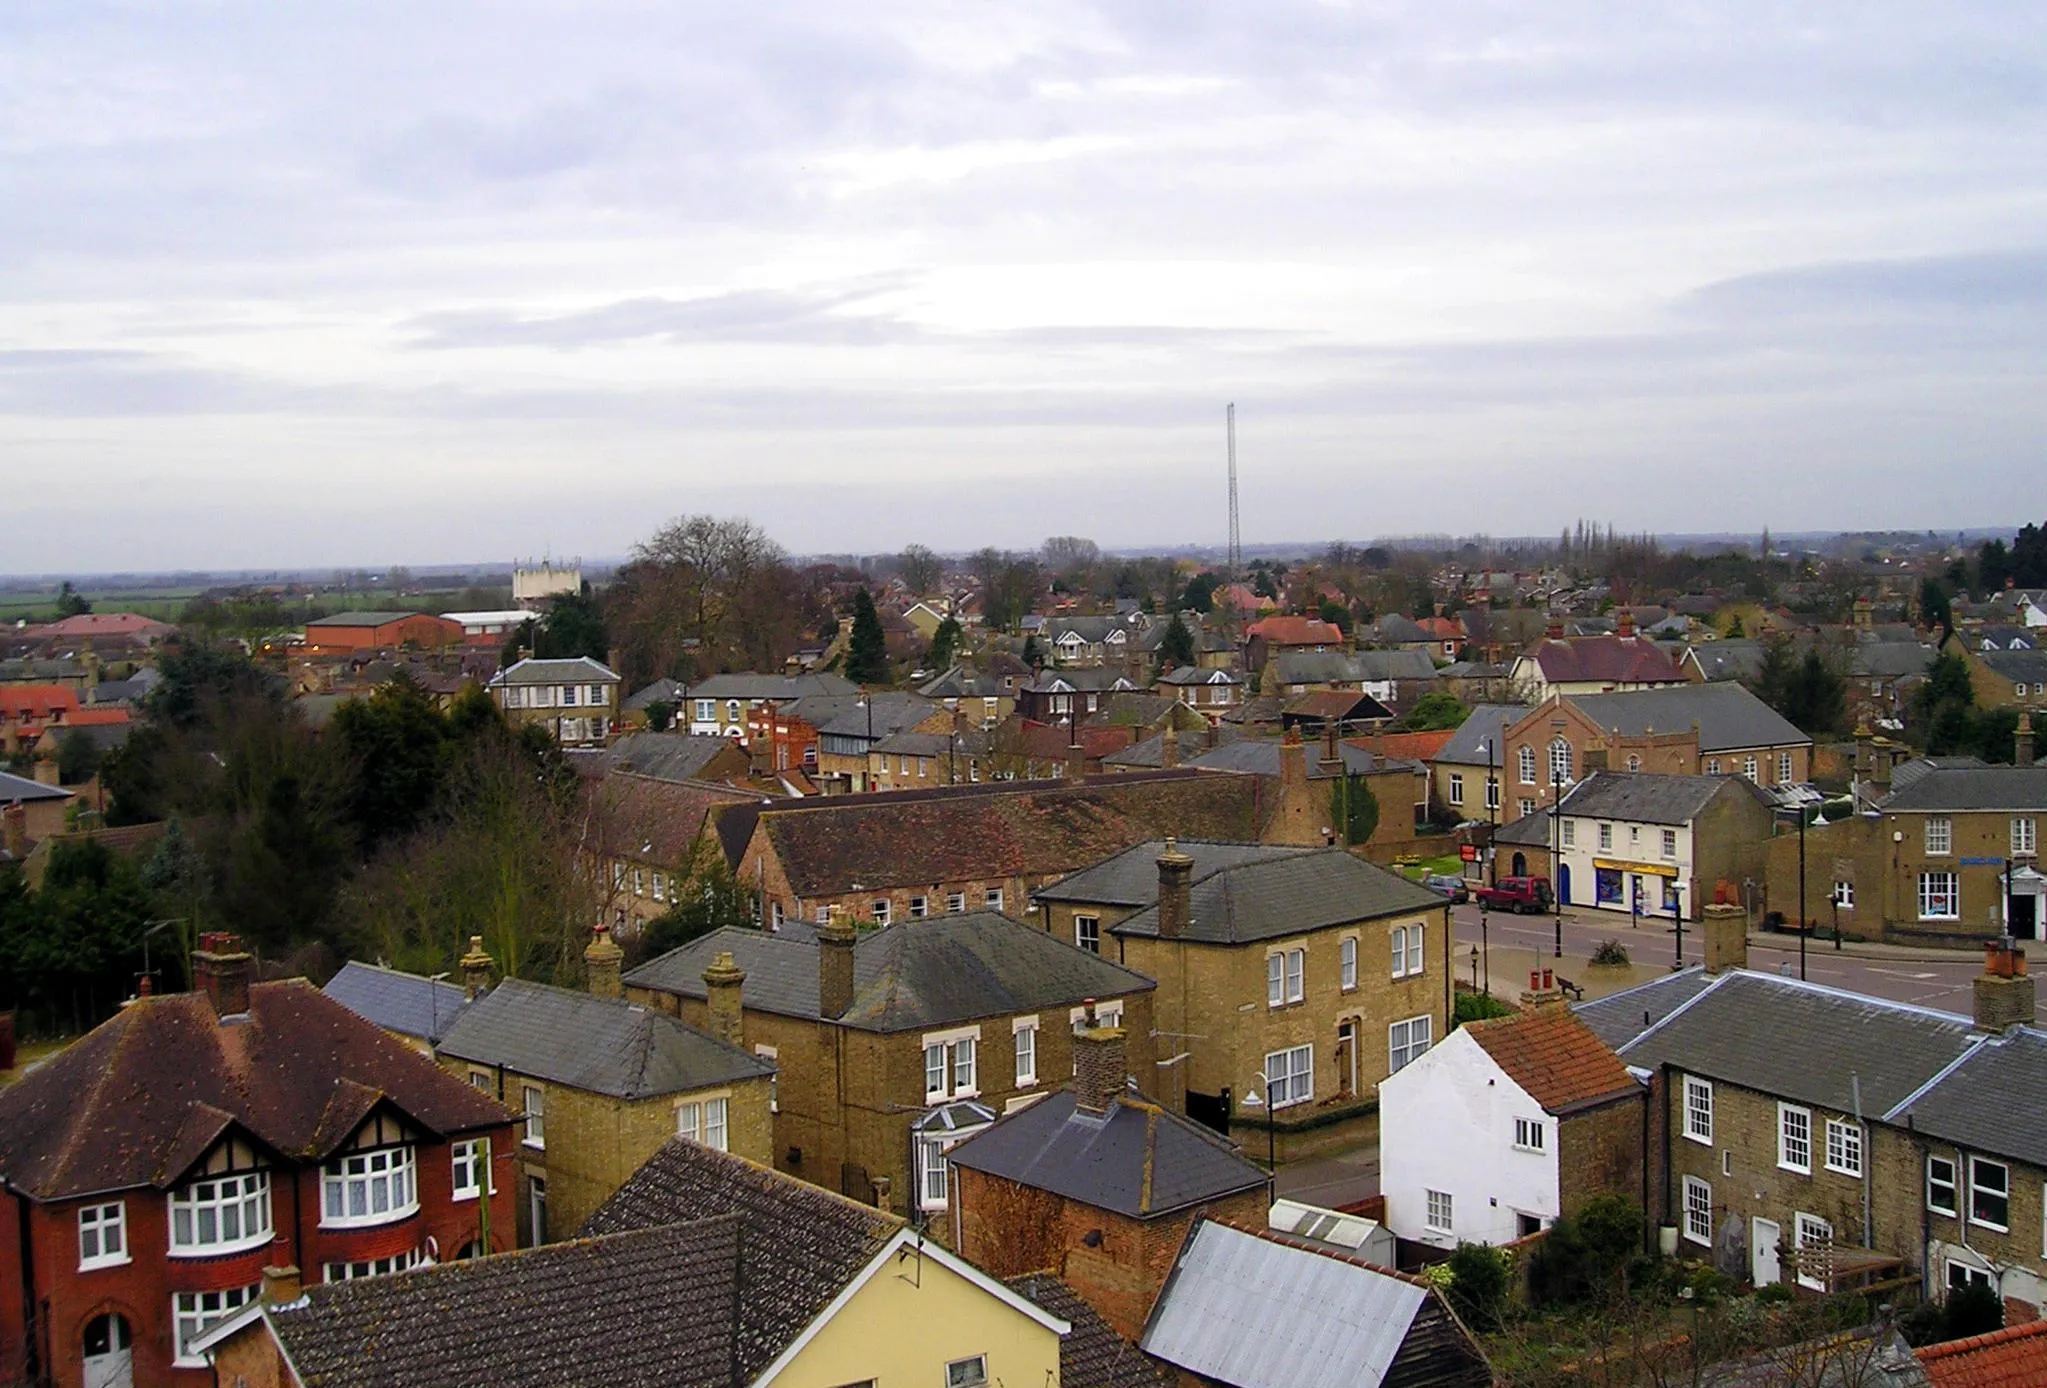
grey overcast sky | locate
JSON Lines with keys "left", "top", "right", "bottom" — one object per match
{"left": 4, "top": 2, "right": 2044, "bottom": 573}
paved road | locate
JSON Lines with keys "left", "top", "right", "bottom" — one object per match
{"left": 1449, "top": 902, "right": 1986, "bottom": 1014}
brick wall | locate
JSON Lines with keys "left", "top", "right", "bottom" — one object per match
{"left": 1558, "top": 1092, "right": 1650, "bottom": 1221}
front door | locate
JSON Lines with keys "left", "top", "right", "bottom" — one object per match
{"left": 1336, "top": 1021, "right": 1358, "bottom": 1096}
{"left": 82, "top": 1314, "right": 132, "bottom": 1388}
{"left": 1752, "top": 1217, "right": 1781, "bottom": 1287}
{"left": 527, "top": 1175, "right": 547, "bottom": 1248}
{"left": 2011, "top": 894, "right": 2039, "bottom": 941}
{"left": 1557, "top": 862, "right": 1572, "bottom": 905}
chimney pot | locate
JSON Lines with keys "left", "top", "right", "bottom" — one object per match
{"left": 1975, "top": 942, "right": 2035, "bottom": 1031}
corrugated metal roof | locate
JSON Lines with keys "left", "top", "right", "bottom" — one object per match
{"left": 1141, "top": 1220, "right": 1424, "bottom": 1388}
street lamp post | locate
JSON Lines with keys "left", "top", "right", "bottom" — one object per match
{"left": 1483, "top": 735, "right": 1499, "bottom": 887}
{"left": 1550, "top": 719, "right": 1565, "bottom": 959}
{"left": 1774, "top": 803, "right": 1808, "bottom": 981}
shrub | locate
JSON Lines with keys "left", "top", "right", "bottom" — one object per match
{"left": 1446, "top": 1243, "right": 1511, "bottom": 1332}
{"left": 1944, "top": 1279, "right": 2004, "bottom": 1341}
{"left": 1591, "top": 939, "right": 1631, "bottom": 966}
{"left": 1530, "top": 1196, "right": 1645, "bottom": 1309}
{"left": 1453, "top": 991, "right": 1516, "bottom": 1028}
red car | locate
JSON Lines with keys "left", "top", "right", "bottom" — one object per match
{"left": 1473, "top": 876, "right": 1554, "bottom": 914}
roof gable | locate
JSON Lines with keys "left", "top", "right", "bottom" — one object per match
{"left": 1465, "top": 1009, "right": 1638, "bottom": 1114}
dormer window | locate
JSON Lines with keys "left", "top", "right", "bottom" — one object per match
{"left": 322, "top": 1146, "right": 418, "bottom": 1228}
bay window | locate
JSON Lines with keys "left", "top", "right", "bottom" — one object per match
{"left": 169, "top": 1171, "right": 272, "bottom": 1255}
{"left": 322, "top": 1146, "right": 418, "bottom": 1228}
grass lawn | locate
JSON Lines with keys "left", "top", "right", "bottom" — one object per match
{"left": 0, "top": 1037, "right": 73, "bottom": 1088}
{"left": 1395, "top": 853, "right": 1467, "bottom": 880}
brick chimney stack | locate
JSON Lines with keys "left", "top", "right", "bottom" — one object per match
{"left": 1156, "top": 837, "right": 1193, "bottom": 940}
{"left": 193, "top": 932, "right": 253, "bottom": 1019}
{"left": 818, "top": 918, "right": 857, "bottom": 1020}
{"left": 1702, "top": 898, "right": 1748, "bottom": 975}
{"left": 1975, "top": 940, "right": 2035, "bottom": 1033}
{"left": 460, "top": 935, "right": 496, "bottom": 1000}
{"left": 584, "top": 923, "right": 624, "bottom": 1000}
{"left": 1073, "top": 1002, "right": 1127, "bottom": 1116}
{"left": 2019, "top": 710, "right": 2036, "bottom": 769}
{"left": 1616, "top": 608, "right": 1635, "bottom": 639}
{"left": 261, "top": 1265, "right": 303, "bottom": 1308}
{"left": 1160, "top": 721, "right": 1179, "bottom": 770}
{"left": 703, "top": 950, "right": 746, "bottom": 1047}
{"left": 1280, "top": 726, "right": 1308, "bottom": 793}
{"left": 2, "top": 802, "right": 25, "bottom": 861}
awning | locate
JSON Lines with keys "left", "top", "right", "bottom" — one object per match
{"left": 1593, "top": 858, "right": 1680, "bottom": 879}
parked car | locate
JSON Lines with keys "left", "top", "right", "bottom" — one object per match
{"left": 1472, "top": 876, "right": 1554, "bottom": 914}
{"left": 1420, "top": 873, "right": 1469, "bottom": 903}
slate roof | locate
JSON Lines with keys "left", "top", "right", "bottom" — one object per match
{"left": 1855, "top": 641, "right": 1939, "bottom": 679}
{"left": 261, "top": 1218, "right": 751, "bottom": 1388}
{"left": 1565, "top": 682, "right": 1811, "bottom": 752}
{"left": 1141, "top": 1219, "right": 1492, "bottom": 1388}
{"left": 322, "top": 961, "right": 472, "bottom": 1043}
{"left": 1009, "top": 1274, "right": 1174, "bottom": 1388}
{"left": 437, "top": 978, "right": 773, "bottom": 1100}
{"left": 1916, "top": 1319, "right": 2047, "bottom": 1388}
{"left": 0, "top": 767, "right": 71, "bottom": 803}
{"left": 1157, "top": 665, "right": 1242, "bottom": 687}
{"left": 686, "top": 671, "right": 859, "bottom": 700}
{"left": 1024, "top": 668, "right": 1141, "bottom": 693}
{"left": 1880, "top": 766, "right": 2047, "bottom": 813}
{"left": 1572, "top": 967, "right": 1716, "bottom": 1051}
{"left": 1432, "top": 704, "right": 1519, "bottom": 767}
{"left": 1280, "top": 689, "right": 1396, "bottom": 723}
{"left": 736, "top": 769, "right": 1268, "bottom": 896}
{"left": 1886, "top": 1027, "right": 2047, "bottom": 1167}
{"left": 488, "top": 655, "right": 619, "bottom": 685}
{"left": 621, "top": 676, "right": 689, "bottom": 711}
{"left": 919, "top": 665, "right": 1017, "bottom": 700}
{"left": 794, "top": 691, "right": 941, "bottom": 740}
{"left": 626, "top": 911, "right": 1155, "bottom": 1032}
{"left": 1102, "top": 723, "right": 1243, "bottom": 768}
{"left": 948, "top": 1087, "right": 1267, "bottom": 1218}
{"left": 1273, "top": 649, "right": 1437, "bottom": 686}
{"left": 1185, "top": 738, "right": 1405, "bottom": 780}
{"left": 1614, "top": 971, "right": 1980, "bottom": 1116}
{"left": 0, "top": 980, "right": 511, "bottom": 1201}
{"left": 1112, "top": 849, "right": 1446, "bottom": 943}
{"left": 603, "top": 732, "right": 744, "bottom": 783}
{"left": 1086, "top": 693, "right": 1207, "bottom": 731}
{"left": 1034, "top": 839, "right": 1311, "bottom": 907}
{"left": 1464, "top": 1008, "right": 1639, "bottom": 1115}
{"left": 1555, "top": 771, "right": 1765, "bottom": 827}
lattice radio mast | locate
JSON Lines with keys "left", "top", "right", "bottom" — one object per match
{"left": 1226, "top": 402, "right": 1241, "bottom": 580}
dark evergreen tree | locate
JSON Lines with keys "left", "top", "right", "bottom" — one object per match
{"left": 845, "top": 588, "right": 889, "bottom": 684}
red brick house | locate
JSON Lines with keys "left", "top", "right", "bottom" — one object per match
{"left": 299, "top": 611, "right": 465, "bottom": 654}
{"left": 0, "top": 935, "right": 516, "bottom": 1388}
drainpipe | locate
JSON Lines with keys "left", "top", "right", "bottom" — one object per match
{"left": 7, "top": 1178, "right": 41, "bottom": 1388}
{"left": 1640, "top": 1071, "right": 1653, "bottom": 1255}
{"left": 1852, "top": 1074, "right": 1872, "bottom": 1250}
{"left": 1659, "top": 1063, "right": 1675, "bottom": 1244}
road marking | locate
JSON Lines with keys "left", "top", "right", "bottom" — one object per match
{"left": 1867, "top": 969, "right": 1939, "bottom": 981}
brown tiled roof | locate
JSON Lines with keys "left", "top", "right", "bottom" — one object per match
{"left": 581, "top": 1139, "right": 900, "bottom": 1378}
{"left": 1527, "top": 635, "right": 1685, "bottom": 685}
{"left": 1464, "top": 1008, "right": 1639, "bottom": 1115}
{"left": 1009, "top": 1274, "right": 1173, "bottom": 1388}
{"left": 588, "top": 772, "right": 754, "bottom": 865}
{"left": 1009, "top": 720, "right": 1137, "bottom": 762}
{"left": 1346, "top": 729, "right": 1457, "bottom": 761}
{"left": 1246, "top": 616, "right": 1344, "bottom": 647}
{"left": 1918, "top": 1320, "right": 2047, "bottom": 1388}
{"left": 748, "top": 770, "right": 1267, "bottom": 896}
{"left": 266, "top": 1218, "right": 746, "bottom": 1388}
{"left": 0, "top": 980, "right": 512, "bottom": 1201}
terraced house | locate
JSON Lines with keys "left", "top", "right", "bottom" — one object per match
{"left": 623, "top": 911, "right": 1157, "bottom": 1234}
{"left": 1036, "top": 840, "right": 1452, "bottom": 1159}
{"left": 0, "top": 935, "right": 516, "bottom": 1388}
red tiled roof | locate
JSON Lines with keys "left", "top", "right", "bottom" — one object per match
{"left": 1350, "top": 729, "right": 1457, "bottom": 762}
{"left": 1465, "top": 1008, "right": 1639, "bottom": 1114}
{"left": 0, "top": 685, "right": 81, "bottom": 720}
{"left": 1918, "top": 1320, "right": 2047, "bottom": 1388}
{"left": 1010, "top": 720, "right": 1136, "bottom": 762}
{"left": 590, "top": 772, "right": 755, "bottom": 865}
{"left": 1246, "top": 616, "right": 1344, "bottom": 647}
{"left": 1416, "top": 617, "right": 1465, "bottom": 640}
{"left": 0, "top": 977, "right": 512, "bottom": 1201}
{"left": 59, "top": 706, "right": 130, "bottom": 727}
{"left": 1528, "top": 636, "right": 1684, "bottom": 685}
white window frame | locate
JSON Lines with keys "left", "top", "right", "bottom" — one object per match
{"left": 1683, "top": 1175, "right": 1713, "bottom": 1246}
{"left": 1561, "top": 819, "right": 1576, "bottom": 848}
{"left": 1513, "top": 1117, "right": 1545, "bottom": 1152}
{"left": 1424, "top": 1188, "right": 1454, "bottom": 1234}
{"left": 1743, "top": 755, "right": 1759, "bottom": 781}
{"left": 1925, "top": 817, "right": 1952, "bottom": 855}
{"left": 2016, "top": 817, "right": 2038, "bottom": 857}
{"left": 1486, "top": 776, "right": 1500, "bottom": 810}
{"left": 1832, "top": 880, "right": 1854, "bottom": 909}
{"left": 321, "top": 1146, "right": 419, "bottom": 1229}
{"left": 909, "top": 894, "right": 928, "bottom": 919}
{"left": 1075, "top": 914, "right": 1100, "bottom": 954}
{"left": 1778, "top": 752, "right": 1794, "bottom": 784}
{"left": 523, "top": 1085, "right": 546, "bottom": 1148}
{"left": 1519, "top": 746, "right": 1537, "bottom": 785}
{"left": 1549, "top": 739, "right": 1572, "bottom": 786}
{"left": 1340, "top": 935, "right": 1358, "bottom": 991}
{"left": 1919, "top": 871, "right": 1960, "bottom": 921}
{"left": 173, "top": 1285, "right": 258, "bottom": 1367}
{"left": 946, "top": 1353, "right": 990, "bottom": 1388}
{"left": 168, "top": 1170, "right": 272, "bottom": 1257}
{"left": 1597, "top": 822, "right": 1613, "bottom": 852}
{"left": 323, "top": 1248, "right": 423, "bottom": 1283}
{"left": 676, "top": 1096, "right": 730, "bottom": 1152}
{"left": 1824, "top": 1119, "right": 1862, "bottom": 1178}
{"left": 1971, "top": 1156, "right": 2010, "bottom": 1232}
{"left": 1661, "top": 828, "right": 1678, "bottom": 859}
{"left": 1390, "top": 923, "right": 1424, "bottom": 979}
{"left": 1947, "top": 1258, "right": 1995, "bottom": 1295}
{"left": 922, "top": 1026, "right": 981, "bottom": 1103}
{"left": 1778, "top": 1103, "right": 1811, "bottom": 1174}
{"left": 984, "top": 888, "right": 1004, "bottom": 911}
{"left": 1013, "top": 1017, "right": 1038, "bottom": 1087}
{"left": 1267, "top": 952, "right": 1284, "bottom": 1008}
{"left": 1927, "top": 1155, "right": 1958, "bottom": 1216}
{"left": 947, "top": 892, "right": 967, "bottom": 914}
{"left": 1448, "top": 772, "right": 1464, "bottom": 806}
{"left": 1264, "top": 1043, "right": 1313, "bottom": 1108}
{"left": 77, "top": 1202, "right": 128, "bottom": 1271}
{"left": 871, "top": 898, "right": 891, "bottom": 926}
{"left": 1706, "top": 757, "right": 1721, "bottom": 775}
{"left": 1388, "top": 1015, "right": 1432, "bottom": 1074}
{"left": 452, "top": 1139, "right": 493, "bottom": 1201}
{"left": 756, "top": 1044, "right": 779, "bottom": 1113}
{"left": 1683, "top": 1076, "right": 1713, "bottom": 1146}
{"left": 1794, "top": 1212, "right": 1832, "bottom": 1291}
